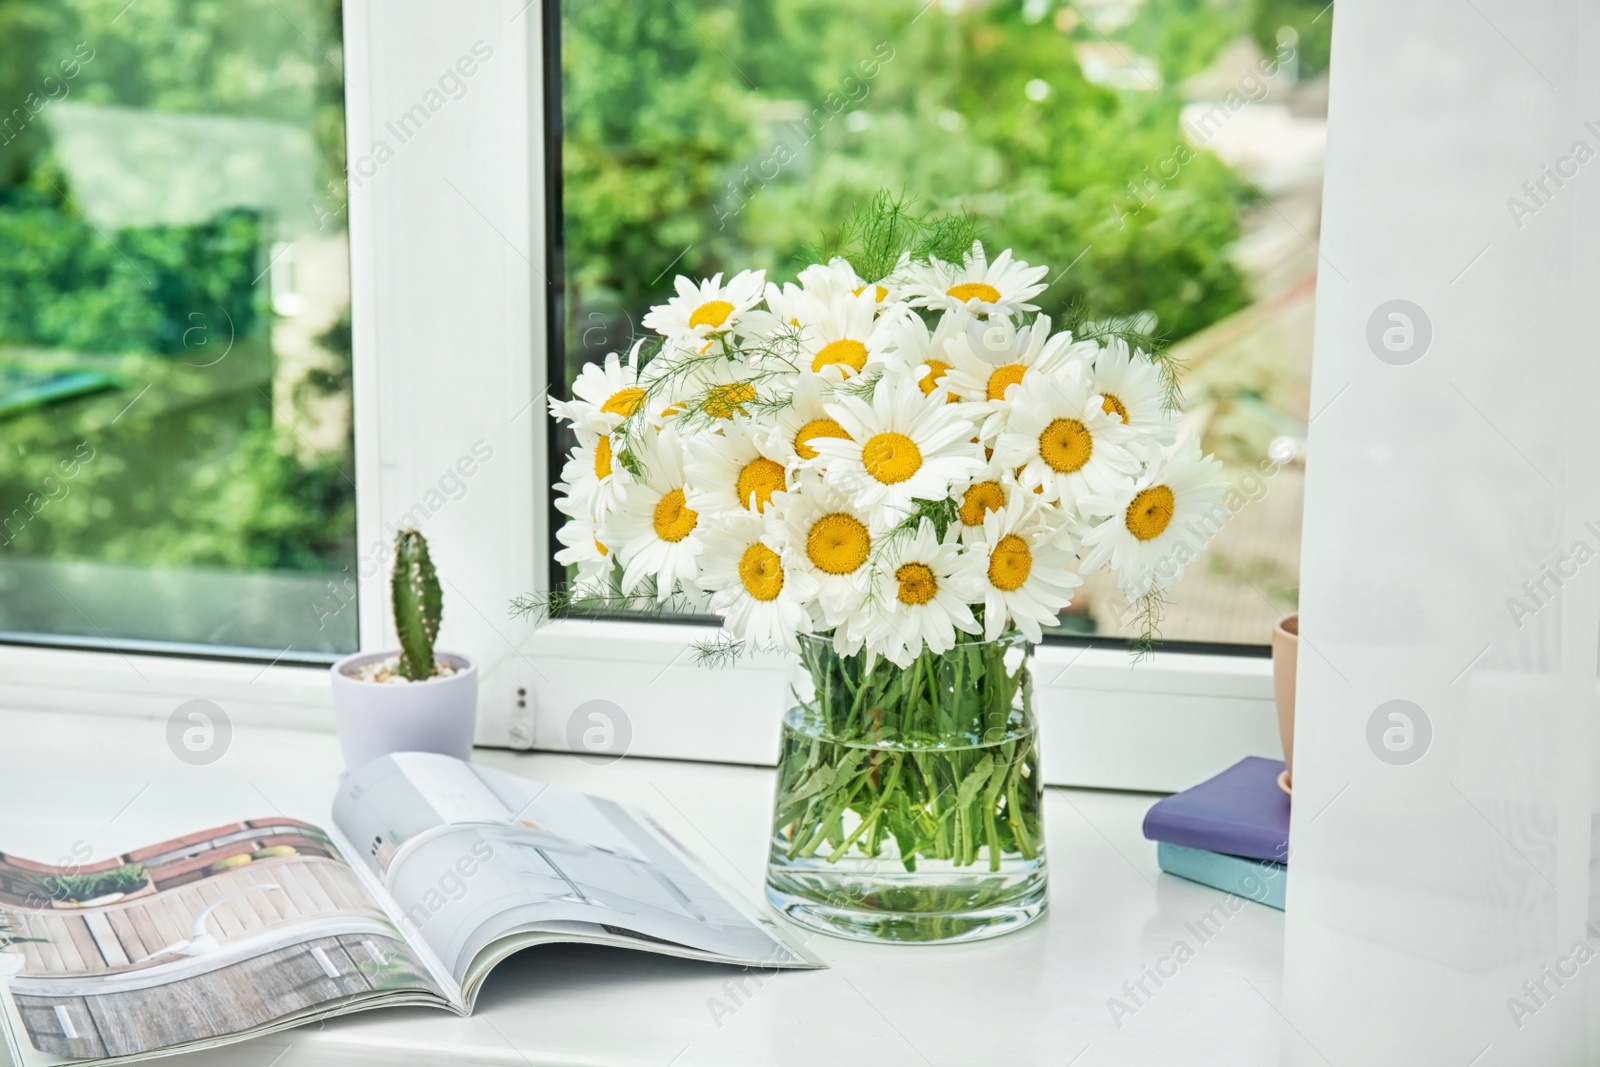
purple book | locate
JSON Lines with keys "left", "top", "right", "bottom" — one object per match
{"left": 1142, "top": 756, "right": 1290, "bottom": 863}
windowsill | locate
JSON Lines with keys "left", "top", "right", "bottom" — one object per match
{"left": 0, "top": 708, "right": 1285, "bottom": 1065}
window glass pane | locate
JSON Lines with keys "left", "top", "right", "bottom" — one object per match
{"left": 0, "top": 0, "right": 356, "bottom": 656}
{"left": 556, "top": 0, "right": 1329, "bottom": 646}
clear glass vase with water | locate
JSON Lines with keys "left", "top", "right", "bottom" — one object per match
{"left": 764, "top": 631, "right": 1047, "bottom": 943}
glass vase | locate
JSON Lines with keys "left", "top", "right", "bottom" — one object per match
{"left": 764, "top": 632, "right": 1047, "bottom": 943}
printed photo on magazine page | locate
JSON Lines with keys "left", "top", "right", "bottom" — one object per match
{"left": 0, "top": 817, "right": 443, "bottom": 1063}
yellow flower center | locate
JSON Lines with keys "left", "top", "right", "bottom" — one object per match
{"left": 794, "top": 418, "right": 850, "bottom": 460}
{"left": 1039, "top": 418, "right": 1092, "bottom": 474}
{"left": 689, "top": 299, "right": 735, "bottom": 330}
{"left": 705, "top": 381, "right": 756, "bottom": 419}
{"left": 651, "top": 488, "right": 698, "bottom": 543}
{"left": 660, "top": 403, "right": 683, "bottom": 418}
{"left": 1101, "top": 393, "right": 1129, "bottom": 423}
{"left": 853, "top": 284, "right": 890, "bottom": 302}
{"left": 738, "top": 543, "right": 785, "bottom": 601}
{"left": 806, "top": 513, "right": 870, "bottom": 575}
{"left": 959, "top": 481, "right": 1005, "bottom": 526}
{"left": 986, "top": 364, "right": 1026, "bottom": 402}
{"left": 861, "top": 432, "right": 922, "bottom": 485}
{"left": 812, "top": 338, "right": 869, "bottom": 375}
{"left": 601, "top": 387, "right": 646, "bottom": 417}
{"left": 593, "top": 435, "right": 613, "bottom": 479}
{"left": 987, "top": 534, "right": 1032, "bottom": 591}
{"left": 594, "top": 538, "right": 608, "bottom": 557}
{"left": 947, "top": 282, "right": 1002, "bottom": 305}
{"left": 895, "top": 562, "right": 938, "bottom": 605}
{"left": 735, "top": 457, "right": 786, "bottom": 512}
{"left": 1126, "top": 485, "right": 1176, "bottom": 541}
{"left": 918, "top": 360, "right": 952, "bottom": 396}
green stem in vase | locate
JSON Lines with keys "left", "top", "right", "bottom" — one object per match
{"left": 773, "top": 633, "right": 1043, "bottom": 875}
{"left": 828, "top": 755, "right": 902, "bottom": 863}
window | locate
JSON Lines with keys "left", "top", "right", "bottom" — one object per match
{"left": 0, "top": 0, "right": 355, "bottom": 658}
{"left": 0, "top": 1, "right": 1286, "bottom": 784}
{"left": 551, "top": 0, "right": 1331, "bottom": 647}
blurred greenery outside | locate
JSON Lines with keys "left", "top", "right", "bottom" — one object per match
{"left": 560, "top": 0, "right": 1331, "bottom": 644}
{"left": 0, "top": 0, "right": 355, "bottom": 650}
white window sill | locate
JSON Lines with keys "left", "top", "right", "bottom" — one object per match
{"left": 0, "top": 708, "right": 1285, "bottom": 1065}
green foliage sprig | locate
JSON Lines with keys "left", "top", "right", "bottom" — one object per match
{"left": 37, "top": 863, "right": 147, "bottom": 903}
{"left": 805, "top": 191, "right": 980, "bottom": 283}
{"left": 1129, "top": 590, "right": 1170, "bottom": 661}
{"left": 1058, "top": 303, "right": 1184, "bottom": 412}
{"left": 511, "top": 580, "right": 701, "bottom": 624}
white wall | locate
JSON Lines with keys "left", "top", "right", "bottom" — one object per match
{"left": 1285, "top": 3, "right": 1600, "bottom": 1063}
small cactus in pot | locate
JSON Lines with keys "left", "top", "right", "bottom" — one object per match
{"left": 329, "top": 528, "right": 480, "bottom": 769}
{"left": 392, "top": 529, "right": 443, "bottom": 681}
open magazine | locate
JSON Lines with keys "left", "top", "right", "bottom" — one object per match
{"left": 0, "top": 753, "right": 820, "bottom": 1065}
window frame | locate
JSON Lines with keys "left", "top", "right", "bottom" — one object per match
{"left": 0, "top": 0, "right": 1284, "bottom": 792}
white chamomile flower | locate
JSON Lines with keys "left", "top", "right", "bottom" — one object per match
{"left": 796, "top": 257, "right": 867, "bottom": 300}
{"left": 559, "top": 423, "right": 631, "bottom": 516}
{"left": 950, "top": 459, "right": 1021, "bottom": 544}
{"left": 994, "top": 367, "right": 1142, "bottom": 511}
{"left": 768, "top": 373, "right": 853, "bottom": 470}
{"left": 797, "top": 256, "right": 894, "bottom": 309}
{"left": 958, "top": 495, "right": 1082, "bottom": 642}
{"left": 684, "top": 420, "right": 790, "bottom": 516}
{"left": 898, "top": 243, "right": 1048, "bottom": 318}
{"left": 1078, "top": 434, "right": 1225, "bottom": 599}
{"left": 862, "top": 519, "right": 981, "bottom": 667}
{"left": 944, "top": 314, "right": 1087, "bottom": 441}
{"left": 885, "top": 308, "right": 970, "bottom": 401}
{"left": 672, "top": 351, "right": 766, "bottom": 426}
{"left": 811, "top": 370, "right": 985, "bottom": 520}
{"left": 792, "top": 288, "right": 901, "bottom": 381}
{"left": 780, "top": 475, "right": 880, "bottom": 626}
{"left": 1088, "top": 338, "right": 1178, "bottom": 450}
{"left": 548, "top": 341, "right": 647, "bottom": 433}
{"left": 734, "top": 280, "right": 812, "bottom": 344}
{"left": 635, "top": 337, "right": 706, "bottom": 425}
{"left": 642, "top": 270, "right": 766, "bottom": 339}
{"left": 605, "top": 427, "right": 705, "bottom": 601}
{"left": 697, "top": 513, "right": 819, "bottom": 652}
{"left": 553, "top": 487, "right": 615, "bottom": 592}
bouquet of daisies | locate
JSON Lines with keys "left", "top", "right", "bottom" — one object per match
{"left": 546, "top": 239, "right": 1223, "bottom": 665}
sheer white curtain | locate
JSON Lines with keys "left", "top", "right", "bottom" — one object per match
{"left": 1285, "top": 2, "right": 1600, "bottom": 1063}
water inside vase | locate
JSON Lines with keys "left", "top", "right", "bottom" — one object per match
{"left": 764, "top": 702, "right": 1047, "bottom": 944}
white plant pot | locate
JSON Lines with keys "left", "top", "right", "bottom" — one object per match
{"left": 0, "top": 951, "right": 25, "bottom": 979}
{"left": 329, "top": 650, "right": 479, "bottom": 770}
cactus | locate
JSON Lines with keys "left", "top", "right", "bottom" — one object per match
{"left": 392, "top": 529, "right": 443, "bottom": 681}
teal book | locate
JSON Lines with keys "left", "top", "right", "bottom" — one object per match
{"left": 1156, "top": 841, "right": 1287, "bottom": 911}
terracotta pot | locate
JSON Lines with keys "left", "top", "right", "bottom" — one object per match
{"left": 1272, "top": 614, "right": 1298, "bottom": 792}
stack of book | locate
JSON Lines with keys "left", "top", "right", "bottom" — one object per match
{"left": 1142, "top": 756, "right": 1290, "bottom": 910}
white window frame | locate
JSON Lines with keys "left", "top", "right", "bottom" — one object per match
{"left": 0, "top": 0, "right": 1280, "bottom": 793}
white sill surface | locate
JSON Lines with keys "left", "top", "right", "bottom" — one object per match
{"left": 0, "top": 709, "right": 1285, "bottom": 1067}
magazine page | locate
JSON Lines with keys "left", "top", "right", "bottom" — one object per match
{"left": 332, "top": 753, "right": 819, "bottom": 991}
{"left": 0, "top": 817, "right": 446, "bottom": 1066}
